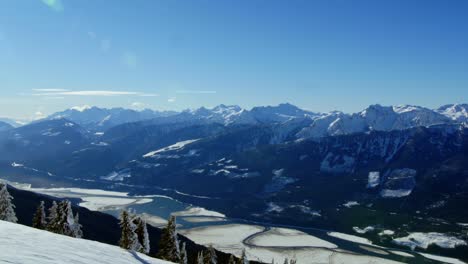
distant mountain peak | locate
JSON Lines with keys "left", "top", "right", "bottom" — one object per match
{"left": 70, "top": 105, "right": 93, "bottom": 112}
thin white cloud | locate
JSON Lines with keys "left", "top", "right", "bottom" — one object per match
{"left": 176, "top": 90, "right": 217, "bottom": 94}
{"left": 168, "top": 97, "right": 176, "bottom": 103}
{"left": 33, "top": 90, "right": 139, "bottom": 96}
{"left": 30, "top": 89, "right": 159, "bottom": 98}
{"left": 33, "top": 88, "right": 69, "bottom": 92}
{"left": 138, "top": 93, "right": 159, "bottom": 97}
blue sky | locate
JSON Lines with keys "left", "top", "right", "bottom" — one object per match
{"left": 0, "top": 0, "right": 467, "bottom": 119}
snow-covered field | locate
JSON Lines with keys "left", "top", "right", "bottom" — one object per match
{"left": 11, "top": 185, "right": 154, "bottom": 211}
{"left": 172, "top": 206, "right": 226, "bottom": 217}
{"left": 0, "top": 221, "right": 172, "bottom": 264}
{"left": 419, "top": 253, "right": 467, "bottom": 264}
{"left": 327, "top": 232, "right": 374, "bottom": 246}
{"left": 392, "top": 232, "right": 467, "bottom": 250}
{"left": 182, "top": 216, "right": 227, "bottom": 223}
{"left": 180, "top": 224, "right": 406, "bottom": 264}
{"left": 248, "top": 227, "right": 337, "bottom": 248}
{"left": 79, "top": 197, "right": 153, "bottom": 211}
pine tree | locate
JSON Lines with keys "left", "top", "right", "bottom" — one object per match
{"left": 0, "top": 183, "right": 17, "bottom": 223}
{"left": 73, "top": 213, "right": 83, "bottom": 238}
{"left": 46, "top": 201, "right": 60, "bottom": 233}
{"left": 283, "top": 258, "right": 288, "bottom": 264}
{"left": 228, "top": 255, "right": 237, "bottom": 264}
{"left": 32, "top": 201, "right": 47, "bottom": 229}
{"left": 204, "top": 245, "right": 217, "bottom": 264}
{"left": 57, "top": 200, "right": 78, "bottom": 237}
{"left": 289, "top": 259, "right": 297, "bottom": 264}
{"left": 157, "top": 215, "right": 180, "bottom": 262}
{"left": 197, "top": 252, "right": 205, "bottom": 264}
{"left": 239, "top": 249, "right": 249, "bottom": 264}
{"left": 134, "top": 217, "right": 150, "bottom": 254}
{"left": 119, "top": 210, "right": 141, "bottom": 251}
{"left": 179, "top": 242, "right": 188, "bottom": 264}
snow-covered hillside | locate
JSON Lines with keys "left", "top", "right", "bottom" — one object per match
{"left": 0, "top": 220, "right": 172, "bottom": 264}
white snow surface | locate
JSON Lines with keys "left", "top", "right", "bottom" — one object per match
{"left": 181, "top": 224, "right": 405, "bottom": 264}
{"left": 343, "top": 201, "right": 360, "bottom": 208}
{"left": 143, "top": 139, "right": 200, "bottom": 157}
{"left": 0, "top": 220, "right": 172, "bottom": 264}
{"left": 172, "top": 206, "right": 226, "bottom": 218}
{"left": 367, "top": 171, "right": 380, "bottom": 188}
{"left": 419, "top": 253, "right": 467, "bottom": 264}
{"left": 327, "top": 232, "right": 374, "bottom": 246}
{"left": 249, "top": 227, "right": 337, "bottom": 248}
{"left": 392, "top": 232, "right": 467, "bottom": 250}
{"left": 353, "top": 226, "right": 375, "bottom": 234}
{"left": 380, "top": 189, "right": 412, "bottom": 198}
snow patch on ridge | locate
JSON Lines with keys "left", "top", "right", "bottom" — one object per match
{"left": 143, "top": 139, "right": 200, "bottom": 158}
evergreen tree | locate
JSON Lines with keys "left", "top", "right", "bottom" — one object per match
{"left": 119, "top": 210, "right": 141, "bottom": 251}
{"left": 289, "top": 259, "right": 297, "bottom": 264}
{"left": 197, "top": 252, "right": 205, "bottom": 264}
{"left": 134, "top": 217, "right": 150, "bottom": 254}
{"left": 0, "top": 183, "right": 17, "bottom": 223}
{"left": 204, "top": 245, "right": 217, "bottom": 264}
{"left": 228, "top": 255, "right": 237, "bottom": 264}
{"left": 57, "top": 200, "right": 79, "bottom": 237}
{"left": 32, "top": 201, "right": 47, "bottom": 229}
{"left": 179, "top": 242, "right": 188, "bottom": 264}
{"left": 239, "top": 249, "right": 249, "bottom": 264}
{"left": 157, "top": 215, "right": 180, "bottom": 262}
{"left": 283, "top": 258, "right": 288, "bottom": 264}
{"left": 46, "top": 201, "right": 60, "bottom": 233}
{"left": 73, "top": 213, "right": 83, "bottom": 238}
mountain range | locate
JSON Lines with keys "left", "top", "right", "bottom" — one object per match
{"left": 0, "top": 102, "right": 467, "bottom": 261}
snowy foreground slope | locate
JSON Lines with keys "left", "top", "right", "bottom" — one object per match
{"left": 0, "top": 220, "right": 173, "bottom": 264}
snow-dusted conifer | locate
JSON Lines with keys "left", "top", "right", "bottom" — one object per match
{"left": 135, "top": 217, "right": 150, "bottom": 254}
{"left": 283, "top": 258, "right": 288, "bottom": 264}
{"left": 57, "top": 200, "right": 76, "bottom": 236}
{"left": 46, "top": 201, "right": 60, "bottom": 233}
{"left": 0, "top": 183, "right": 17, "bottom": 223}
{"left": 179, "top": 242, "right": 188, "bottom": 264}
{"left": 119, "top": 210, "right": 141, "bottom": 251}
{"left": 197, "top": 252, "right": 205, "bottom": 264}
{"left": 32, "top": 201, "right": 47, "bottom": 229}
{"left": 73, "top": 213, "right": 83, "bottom": 238}
{"left": 204, "top": 245, "right": 217, "bottom": 264}
{"left": 157, "top": 215, "right": 180, "bottom": 262}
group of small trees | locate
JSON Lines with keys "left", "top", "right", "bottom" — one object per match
{"left": 0, "top": 183, "right": 82, "bottom": 238}
{"left": 34, "top": 200, "right": 83, "bottom": 238}
{"left": 119, "top": 209, "right": 151, "bottom": 254}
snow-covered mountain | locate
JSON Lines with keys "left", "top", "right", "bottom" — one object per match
{"left": 0, "top": 121, "right": 13, "bottom": 132}
{"left": 41, "top": 103, "right": 468, "bottom": 137}
{"left": 296, "top": 104, "right": 460, "bottom": 139}
{"left": 0, "top": 220, "right": 172, "bottom": 264}
{"left": 46, "top": 106, "right": 177, "bottom": 131}
{"left": 437, "top": 104, "right": 468, "bottom": 123}
{"left": 0, "top": 118, "right": 27, "bottom": 128}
